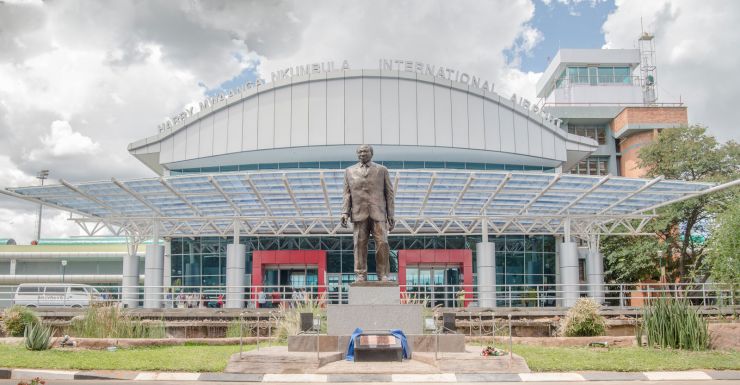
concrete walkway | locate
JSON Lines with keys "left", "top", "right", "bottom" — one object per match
{"left": 2, "top": 368, "right": 740, "bottom": 382}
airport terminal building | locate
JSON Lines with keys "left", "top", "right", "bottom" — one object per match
{"left": 1, "top": 42, "right": 726, "bottom": 308}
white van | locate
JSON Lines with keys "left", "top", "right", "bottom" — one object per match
{"left": 12, "top": 283, "right": 102, "bottom": 308}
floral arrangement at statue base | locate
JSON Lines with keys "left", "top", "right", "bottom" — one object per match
{"left": 480, "top": 346, "right": 506, "bottom": 357}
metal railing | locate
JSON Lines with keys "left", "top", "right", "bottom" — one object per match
{"left": 0, "top": 282, "right": 736, "bottom": 310}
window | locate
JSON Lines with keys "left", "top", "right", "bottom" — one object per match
{"left": 71, "top": 287, "right": 87, "bottom": 294}
{"left": 614, "top": 67, "right": 631, "bottom": 84}
{"left": 598, "top": 67, "right": 614, "bottom": 83}
{"left": 555, "top": 70, "right": 566, "bottom": 88}
{"left": 564, "top": 66, "right": 632, "bottom": 86}
{"left": 568, "top": 124, "right": 607, "bottom": 145}
{"left": 569, "top": 156, "right": 610, "bottom": 176}
{"left": 18, "top": 286, "right": 40, "bottom": 294}
{"left": 45, "top": 287, "right": 65, "bottom": 293}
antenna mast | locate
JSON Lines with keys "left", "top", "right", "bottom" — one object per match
{"left": 638, "top": 23, "right": 657, "bottom": 105}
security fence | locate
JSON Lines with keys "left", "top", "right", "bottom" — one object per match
{"left": 0, "top": 282, "right": 736, "bottom": 310}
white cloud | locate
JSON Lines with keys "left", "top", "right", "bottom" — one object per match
{"left": 0, "top": 155, "right": 36, "bottom": 187}
{"left": 30, "top": 120, "right": 101, "bottom": 159}
{"left": 0, "top": 0, "right": 545, "bottom": 243}
{"left": 255, "top": 0, "right": 537, "bottom": 99}
{"left": 603, "top": 0, "right": 740, "bottom": 142}
{"left": 0, "top": 208, "right": 87, "bottom": 244}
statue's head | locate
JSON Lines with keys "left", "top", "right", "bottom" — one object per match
{"left": 356, "top": 144, "right": 373, "bottom": 164}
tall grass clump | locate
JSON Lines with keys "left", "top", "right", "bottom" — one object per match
{"left": 274, "top": 292, "right": 327, "bottom": 342}
{"left": 642, "top": 297, "right": 708, "bottom": 350}
{"left": 24, "top": 322, "right": 52, "bottom": 351}
{"left": 3, "top": 305, "right": 40, "bottom": 337}
{"left": 558, "top": 298, "right": 606, "bottom": 337}
{"left": 226, "top": 321, "right": 252, "bottom": 338}
{"left": 69, "top": 305, "right": 166, "bottom": 338}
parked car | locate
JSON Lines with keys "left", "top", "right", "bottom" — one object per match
{"left": 12, "top": 283, "right": 102, "bottom": 308}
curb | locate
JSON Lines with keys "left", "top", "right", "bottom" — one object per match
{"left": 3, "top": 368, "right": 740, "bottom": 382}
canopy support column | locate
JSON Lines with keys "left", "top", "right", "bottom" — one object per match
{"left": 587, "top": 234, "right": 605, "bottom": 304}
{"left": 226, "top": 220, "right": 246, "bottom": 308}
{"left": 144, "top": 221, "right": 164, "bottom": 309}
{"left": 123, "top": 236, "right": 140, "bottom": 308}
{"left": 560, "top": 217, "right": 579, "bottom": 308}
{"left": 476, "top": 216, "right": 496, "bottom": 308}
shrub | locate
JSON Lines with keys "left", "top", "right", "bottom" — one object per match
{"left": 274, "top": 292, "right": 327, "bottom": 342}
{"left": 559, "top": 298, "right": 607, "bottom": 337}
{"left": 24, "top": 322, "right": 51, "bottom": 351}
{"left": 3, "top": 305, "right": 40, "bottom": 337}
{"left": 642, "top": 297, "right": 708, "bottom": 350}
{"left": 69, "top": 305, "right": 165, "bottom": 338}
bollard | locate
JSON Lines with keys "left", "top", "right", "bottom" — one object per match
{"left": 239, "top": 313, "right": 244, "bottom": 359}
{"left": 508, "top": 314, "right": 513, "bottom": 363}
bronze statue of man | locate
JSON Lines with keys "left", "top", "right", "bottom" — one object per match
{"left": 341, "top": 144, "right": 395, "bottom": 282}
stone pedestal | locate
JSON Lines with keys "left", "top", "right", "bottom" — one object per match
{"left": 327, "top": 304, "right": 423, "bottom": 335}
{"left": 327, "top": 281, "right": 423, "bottom": 336}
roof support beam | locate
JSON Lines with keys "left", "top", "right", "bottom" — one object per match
{"left": 448, "top": 173, "right": 475, "bottom": 215}
{"left": 517, "top": 174, "right": 561, "bottom": 215}
{"left": 634, "top": 178, "right": 740, "bottom": 213}
{"left": 282, "top": 174, "right": 303, "bottom": 216}
{"left": 0, "top": 189, "right": 93, "bottom": 218}
{"left": 319, "top": 172, "right": 333, "bottom": 217}
{"left": 60, "top": 179, "right": 121, "bottom": 215}
{"left": 112, "top": 178, "right": 163, "bottom": 216}
{"left": 245, "top": 176, "right": 273, "bottom": 216}
{"left": 557, "top": 175, "right": 610, "bottom": 214}
{"left": 418, "top": 172, "right": 437, "bottom": 216}
{"left": 598, "top": 176, "right": 664, "bottom": 215}
{"left": 208, "top": 176, "right": 242, "bottom": 216}
{"left": 479, "top": 173, "right": 512, "bottom": 215}
{"left": 159, "top": 178, "right": 203, "bottom": 216}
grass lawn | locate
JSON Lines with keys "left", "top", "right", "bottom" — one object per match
{"left": 0, "top": 343, "right": 253, "bottom": 372}
{"left": 2, "top": 342, "right": 739, "bottom": 373}
{"left": 512, "top": 344, "right": 740, "bottom": 372}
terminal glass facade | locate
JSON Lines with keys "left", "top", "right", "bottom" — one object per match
{"left": 170, "top": 235, "right": 557, "bottom": 305}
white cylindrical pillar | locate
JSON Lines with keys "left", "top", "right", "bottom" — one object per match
{"left": 163, "top": 240, "right": 172, "bottom": 308}
{"left": 144, "top": 244, "right": 165, "bottom": 309}
{"left": 559, "top": 241, "right": 579, "bottom": 308}
{"left": 587, "top": 244, "right": 605, "bottom": 303}
{"left": 122, "top": 251, "right": 140, "bottom": 308}
{"left": 476, "top": 242, "right": 496, "bottom": 308}
{"left": 225, "top": 244, "right": 246, "bottom": 308}
{"left": 9, "top": 259, "right": 16, "bottom": 275}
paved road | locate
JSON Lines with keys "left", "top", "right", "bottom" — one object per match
{"left": 2, "top": 381, "right": 739, "bottom": 385}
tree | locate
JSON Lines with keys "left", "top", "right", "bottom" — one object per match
{"left": 636, "top": 126, "right": 739, "bottom": 282}
{"left": 602, "top": 235, "right": 661, "bottom": 283}
{"left": 704, "top": 199, "right": 740, "bottom": 284}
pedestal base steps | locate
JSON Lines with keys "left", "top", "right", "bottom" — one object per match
{"left": 226, "top": 345, "right": 531, "bottom": 374}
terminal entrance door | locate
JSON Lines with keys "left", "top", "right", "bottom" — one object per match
{"left": 398, "top": 249, "right": 473, "bottom": 308}
{"left": 406, "top": 266, "right": 461, "bottom": 307}
{"left": 262, "top": 265, "right": 319, "bottom": 307}
{"left": 251, "top": 250, "right": 327, "bottom": 308}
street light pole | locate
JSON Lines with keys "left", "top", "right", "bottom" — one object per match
{"left": 35, "top": 170, "right": 49, "bottom": 242}
{"left": 61, "top": 259, "right": 67, "bottom": 283}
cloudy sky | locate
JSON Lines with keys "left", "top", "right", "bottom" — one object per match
{"left": 0, "top": 0, "right": 738, "bottom": 244}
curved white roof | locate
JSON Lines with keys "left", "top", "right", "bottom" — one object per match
{"left": 129, "top": 70, "right": 597, "bottom": 174}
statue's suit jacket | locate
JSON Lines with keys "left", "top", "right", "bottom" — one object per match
{"left": 342, "top": 161, "right": 395, "bottom": 223}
